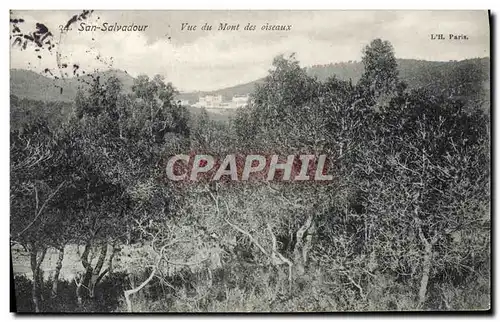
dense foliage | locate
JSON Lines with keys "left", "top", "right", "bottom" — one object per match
{"left": 11, "top": 39, "right": 490, "bottom": 312}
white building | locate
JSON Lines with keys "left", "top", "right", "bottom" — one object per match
{"left": 192, "top": 94, "right": 250, "bottom": 113}
{"left": 178, "top": 99, "right": 190, "bottom": 106}
{"left": 231, "top": 94, "right": 249, "bottom": 108}
{"left": 197, "top": 95, "right": 223, "bottom": 108}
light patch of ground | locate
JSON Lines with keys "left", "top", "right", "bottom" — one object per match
{"left": 11, "top": 242, "right": 224, "bottom": 281}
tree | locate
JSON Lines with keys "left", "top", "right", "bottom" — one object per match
{"left": 350, "top": 86, "right": 489, "bottom": 308}
{"left": 10, "top": 96, "right": 74, "bottom": 311}
{"left": 358, "top": 39, "right": 400, "bottom": 97}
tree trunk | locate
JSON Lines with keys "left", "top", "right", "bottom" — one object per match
{"left": 29, "top": 245, "right": 47, "bottom": 312}
{"left": 30, "top": 249, "right": 40, "bottom": 313}
{"left": 302, "top": 222, "right": 315, "bottom": 264}
{"left": 267, "top": 222, "right": 293, "bottom": 293}
{"left": 293, "top": 215, "right": 313, "bottom": 277}
{"left": 88, "top": 243, "right": 108, "bottom": 298}
{"left": 80, "top": 240, "right": 93, "bottom": 287}
{"left": 76, "top": 285, "right": 83, "bottom": 306}
{"left": 37, "top": 264, "right": 45, "bottom": 302}
{"left": 416, "top": 218, "right": 437, "bottom": 309}
{"left": 418, "top": 242, "right": 433, "bottom": 307}
{"left": 51, "top": 246, "right": 65, "bottom": 298}
{"left": 74, "top": 273, "right": 84, "bottom": 306}
{"left": 31, "top": 276, "right": 40, "bottom": 312}
{"left": 126, "top": 224, "right": 131, "bottom": 245}
{"left": 124, "top": 266, "right": 157, "bottom": 312}
{"left": 107, "top": 243, "right": 120, "bottom": 276}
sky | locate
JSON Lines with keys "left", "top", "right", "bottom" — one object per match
{"left": 10, "top": 10, "right": 490, "bottom": 92}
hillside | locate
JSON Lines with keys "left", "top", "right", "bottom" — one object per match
{"left": 11, "top": 58, "right": 490, "bottom": 106}
{"left": 10, "top": 69, "right": 135, "bottom": 102}
{"left": 176, "top": 79, "right": 267, "bottom": 102}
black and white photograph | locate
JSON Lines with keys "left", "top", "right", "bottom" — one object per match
{"left": 9, "top": 10, "right": 491, "bottom": 313}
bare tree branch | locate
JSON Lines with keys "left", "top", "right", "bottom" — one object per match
{"left": 17, "top": 181, "right": 66, "bottom": 237}
{"left": 224, "top": 217, "right": 269, "bottom": 257}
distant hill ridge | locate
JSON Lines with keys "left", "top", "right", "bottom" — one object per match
{"left": 10, "top": 57, "right": 490, "bottom": 103}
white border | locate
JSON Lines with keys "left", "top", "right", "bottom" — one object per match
{"left": 2, "top": 1, "right": 497, "bottom": 321}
